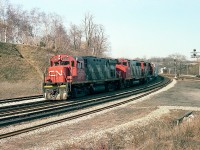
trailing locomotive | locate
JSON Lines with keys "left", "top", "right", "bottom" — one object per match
{"left": 43, "top": 54, "right": 157, "bottom": 100}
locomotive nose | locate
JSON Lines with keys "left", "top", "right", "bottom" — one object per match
{"left": 46, "top": 66, "right": 66, "bottom": 83}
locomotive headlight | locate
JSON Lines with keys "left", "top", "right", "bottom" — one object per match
{"left": 58, "top": 55, "right": 61, "bottom": 60}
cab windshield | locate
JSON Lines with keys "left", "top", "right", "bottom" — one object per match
{"left": 123, "top": 62, "right": 127, "bottom": 66}
{"left": 60, "top": 61, "right": 70, "bottom": 65}
{"left": 54, "top": 61, "right": 70, "bottom": 66}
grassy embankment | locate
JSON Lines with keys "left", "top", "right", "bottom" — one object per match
{"left": 0, "top": 42, "right": 55, "bottom": 99}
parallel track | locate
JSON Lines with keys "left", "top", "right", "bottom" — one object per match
{"left": 163, "top": 74, "right": 200, "bottom": 80}
{"left": 0, "top": 95, "right": 43, "bottom": 104}
{"left": 0, "top": 77, "right": 171, "bottom": 139}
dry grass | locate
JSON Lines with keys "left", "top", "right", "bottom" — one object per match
{"left": 0, "top": 42, "right": 52, "bottom": 99}
{"left": 60, "top": 111, "right": 200, "bottom": 150}
{"left": 0, "top": 80, "right": 42, "bottom": 99}
{"left": 16, "top": 44, "right": 55, "bottom": 78}
{"left": 0, "top": 42, "right": 21, "bottom": 56}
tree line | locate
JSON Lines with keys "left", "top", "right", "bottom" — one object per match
{"left": 149, "top": 53, "right": 200, "bottom": 75}
{"left": 0, "top": 0, "right": 109, "bottom": 56}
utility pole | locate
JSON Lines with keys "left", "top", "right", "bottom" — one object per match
{"left": 174, "top": 58, "right": 177, "bottom": 79}
{"left": 191, "top": 49, "right": 200, "bottom": 76}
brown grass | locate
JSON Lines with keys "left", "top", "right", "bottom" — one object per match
{"left": 0, "top": 80, "right": 42, "bottom": 99}
{"left": 60, "top": 111, "right": 200, "bottom": 150}
{"left": 0, "top": 42, "right": 51, "bottom": 99}
{"left": 16, "top": 44, "right": 55, "bottom": 78}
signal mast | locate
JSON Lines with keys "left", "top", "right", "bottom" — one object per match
{"left": 191, "top": 49, "right": 200, "bottom": 76}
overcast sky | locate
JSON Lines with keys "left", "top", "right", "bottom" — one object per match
{"left": 9, "top": 0, "right": 200, "bottom": 59}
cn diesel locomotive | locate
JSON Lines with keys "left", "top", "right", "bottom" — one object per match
{"left": 43, "top": 54, "right": 157, "bottom": 100}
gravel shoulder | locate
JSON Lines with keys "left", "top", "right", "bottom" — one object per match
{"left": 135, "top": 79, "right": 200, "bottom": 107}
{"left": 1, "top": 79, "right": 200, "bottom": 149}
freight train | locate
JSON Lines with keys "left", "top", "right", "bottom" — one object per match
{"left": 43, "top": 54, "right": 157, "bottom": 100}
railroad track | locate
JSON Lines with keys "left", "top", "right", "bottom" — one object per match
{"left": 0, "top": 77, "right": 164, "bottom": 127}
{"left": 0, "top": 77, "right": 163, "bottom": 119}
{"left": 0, "top": 95, "right": 43, "bottom": 104}
{"left": 163, "top": 74, "right": 200, "bottom": 80}
{"left": 0, "top": 77, "right": 171, "bottom": 139}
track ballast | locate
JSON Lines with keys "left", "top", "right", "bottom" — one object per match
{"left": 0, "top": 76, "right": 171, "bottom": 139}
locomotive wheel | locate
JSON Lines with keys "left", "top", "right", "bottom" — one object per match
{"left": 106, "top": 83, "right": 114, "bottom": 92}
{"left": 105, "top": 83, "right": 109, "bottom": 92}
{"left": 81, "top": 88, "right": 86, "bottom": 96}
{"left": 130, "top": 80, "right": 134, "bottom": 87}
{"left": 125, "top": 81, "right": 130, "bottom": 87}
{"left": 60, "top": 89, "right": 64, "bottom": 100}
{"left": 140, "top": 78, "right": 145, "bottom": 84}
{"left": 45, "top": 91, "right": 55, "bottom": 100}
{"left": 55, "top": 93, "right": 61, "bottom": 100}
{"left": 116, "top": 81, "right": 122, "bottom": 90}
{"left": 119, "top": 81, "right": 125, "bottom": 89}
{"left": 84, "top": 87, "right": 89, "bottom": 95}
{"left": 44, "top": 92, "right": 49, "bottom": 100}
{"left": 62, "top": 91, "right": 67, "bottom": 99}
{"left": 59, "top": 89, "right": 67, "bottom": 100}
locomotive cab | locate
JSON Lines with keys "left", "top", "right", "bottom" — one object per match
{"left": 46, "top": 55, "right": 77, "bottom": 83}
{"left": 116, "top": 58, "right": 131, "bottom": 79}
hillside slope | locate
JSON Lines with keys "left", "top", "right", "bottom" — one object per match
{"left": 16, "top": 45, "right": 56, "bottom": 79}
{"left": 0, "top": 42, "right": 55, "bottom": 99}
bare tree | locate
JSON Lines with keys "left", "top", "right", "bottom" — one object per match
{"left": 82, "top": 13, "right": 96, "bottom": 49}
{"left": 40, "top": 12, "right": 51, "bottom": 47}
{"left": 168, "top": 53, "right": 187, "bottom": 61}
{"left": 92, "top": 24, "right": 109, "bottom": 57}
{"left": 82, "top": 13, "right": 110, "bottom": 56}
{"left": 0, "top": 1, "right": 111, "bottom": 57}
{"left": 54, "top": 23, "right": 69, "bottom": 52}
{"left": 69, "top": 24, "right": 82, "bottom": 50}
{"left": 0, "top": 1, "right": 33, "bottom": 44}
{"left": 0, "top": 0, "right": 9, "bottom": 42}
{"left": 39, "top": 13, "right": 70, "bottom": 52}
{"left": 29, "top": 8, "right": 43, "bottom": 45}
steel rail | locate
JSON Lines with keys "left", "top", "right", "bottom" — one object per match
{"left": 0, "top": 79, "right": 163, "bottom": 124}
{"left": 0, "top": 95, "right": 43, "bottom": 104}
{"left": 0, "top": 78, "right": 163, "bottom": 118}
{"left": 0, "top": 77, "right": 171, "bottom": 139}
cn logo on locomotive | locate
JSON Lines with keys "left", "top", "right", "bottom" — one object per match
{"left": 49, "top": 70, "right": 63, "bottom": 76}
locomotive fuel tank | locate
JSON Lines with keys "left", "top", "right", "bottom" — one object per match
{"left": 90, "top": 84, "right": 106, "bottom": 93}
